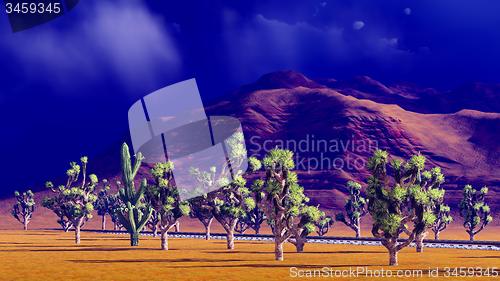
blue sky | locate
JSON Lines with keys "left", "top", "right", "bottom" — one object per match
{"left": 1, "top": 0, "right": 500, "bottom": 193}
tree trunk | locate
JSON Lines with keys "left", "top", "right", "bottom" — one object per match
{"left": 434, "top": 231, "right": 439, "bottom": 240}
{"left": 23, "top": 220, "right": 28, "bottom": 231}
{"left": 75, "top": 225, "right": 81, "bottom": 245}
{"left": 152, "top": 224, "right": 158, "bottom": 238}
{"left": 204, "top": 220, "right": 212, "bottom": 240}
{"left": 275, "top": 241, "right": 284, "bottom": 261}
{"left": 160, "top": 229, "right": 168, "bottom": 250}
{"left": 114, "top": 222, "right": 118, "bottom": 231}
{"left": 415, "top": 232, "right": 425, "bottom": 253}
{"left": 416, "top": 240, "right": 423, "bottom": 253}
{"left": 355, "top": 218, "right": 361, "bottom": 238}
{"left": 469, "top": 232, "right": 475, "bottom": 241}
{"left": 295, "top": 238, "right": 305, "bottom": 253}
{"left": 255, "top": 227, "right": 260, "bottom": 234}
{"left": 388, "top": 249, "right": 398, "bottom": 266}
{"left": 101, "top": 215, "right": 106, "bottom": 230}
{"left": 130, "top": 232, "right": 139, "bottom": 246}
{"left": 174, "top": 221, "right": 180, "bottom": 232}
{"left": 226, "top": 230, "right": 235, "bottom": 250}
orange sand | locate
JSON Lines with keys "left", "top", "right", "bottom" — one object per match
{"left": 0, "top": 230, "right": 498, "bottom": 281}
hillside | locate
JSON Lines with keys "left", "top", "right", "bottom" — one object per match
{"left": 1, "top": 71, "right": 498, "bottom": 214}
{"left": 207, "top": 71, "right": 500, "bottom": 211}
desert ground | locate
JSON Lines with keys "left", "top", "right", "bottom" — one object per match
{"left": 0, "top": 230, "right": 499, "bottom": 281}
{"left": 1, "top": 199, "right": 499, "bottom": 281}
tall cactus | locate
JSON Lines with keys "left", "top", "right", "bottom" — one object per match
{"left": 117, "top": 143, "right": 152, "bottom": 246}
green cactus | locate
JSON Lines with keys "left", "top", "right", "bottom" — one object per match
{"left": 117, "top": 143, "right": 152, "bottom": 246}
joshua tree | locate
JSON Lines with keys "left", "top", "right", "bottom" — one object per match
{"left": 108, "top": 193, "right": 124, "bottom": 230}
{"left": 256, "top": 149, "right": 321, "bottom": 260}
{"left": 11, "top": 190, "right": 35, "bottom": 230}
{"left": 459, "top": 184, "right": 493, "bottom": 241}
{"left": 315, "top": 213, "right": 334, "bottom": 236}
{"left": 409, "top": 166, "right": 446, "bottom": 252}
{"left": 366, "top": 150, "right": 443, "bottom": 265}
{"left": 431, "top": 204, "right": 453, "bottom": 240}
{"left": 146, "top": 211, "right": 161, "bottom": 237}
{"left": 290, "top": 206, "right": 323, "bottom": 252}
{"left": 189, "top": 196, "right": 214, "bottom": 240}
{"left": 116, "top": 143, "right": 152, "bottom": 246}
{"left": 245, "top": 178, "right": 267, "bottom": 234}
{"left": 210, "top": 175, "right": 255, "bottom": 250}
{"left": 145, "top": 161, "right": 190, "bottom": 250}
{"left": 43, "top": 157, "right": 98, "bottom": 244}
{"left": 42, "top": 194, "right": 73, "bottom": 232}
{"left": 235, "top": 219, "right": 250, "bottom": 234}
{"left": 335, "top": 181, "right": 367, "bottom": 238}
{"left": 94, "top": 179, "right": 113, "bottom": 230}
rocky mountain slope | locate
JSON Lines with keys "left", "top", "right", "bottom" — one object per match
{"left": 207, "top": 71, "right": 500, "bottom": 210}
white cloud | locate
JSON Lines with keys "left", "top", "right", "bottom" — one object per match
{"left": 353, "top": 21, "right": 365, "bottom": 30}
{"left": 0, "top": 0, "right": 181, "bottom": 91}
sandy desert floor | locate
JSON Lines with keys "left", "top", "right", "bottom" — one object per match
{"left": 0, "top": 230, "right": 498, "bottom": 281}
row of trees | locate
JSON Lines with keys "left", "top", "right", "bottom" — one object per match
{"left": 12, "top": 145, "right": 493, "bottom": 265}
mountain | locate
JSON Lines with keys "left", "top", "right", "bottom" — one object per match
{"left": 208, "top": 71, "right": 500, "bottom": 211}
{"left": 319, "top": 75, "right": 500, "bottom": 114}
{"left": 3, "top": 71, "right": 498, "bottom": 214}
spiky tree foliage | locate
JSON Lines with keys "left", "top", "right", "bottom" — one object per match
{"left": 42, "top": 194, "right": 73, "bottom": 232}
{"left": 235, "top": 219, "right": 250, "bottom": 234}
{"left": 315, "top": 213, "right": 334, "bottom": 236}
{"left": 189, "top": 196, "right": 214, "bottom": 240}
{"left": 117, "top": 143, "right": 152, "bottom": 246}
{"left": 245, "top": 181, "right": 267, "bottom": 234}
{"left": 146, "top": 211, "right": 160, "bottom": 237}
{"left": 11, "top": 190, "right": 35, "bottom": 230}
{"left": 459, "top": 184, "right": 493, "bottom": 241}
{"left": 366, "top": 150, "right": 444, "bottom": 265}
{"left": 410, "top": 166, "right": 446, "bottom": 252}
{"left": 187, "top": 167, "right": 218, "bottom": 240}
{"left": 94, "top": 179, "right": 113, "bottom": 230}
{"left": 239, "top": 158, "right": 266, "bottom": 234}
{"left": 431, "top": 204, "right": 453, "bottom": 240}
{"left": 43, "top": 157, "right": 98, "bottom": 244}
{"left": 188, "top": 131, "right": 254, "bottom": 247}
{"left": 290, "top": 206, "right": 323, "bottom": 252}
{"left": 335, "top": 181, "right": 367, "bottom": 238}
{"left": 210, "top": 175, "right": 255, "bottom": 250}
{"left": 145, "top": 162, "right": 190, "bottom": 250}
{"left": 255, "top": 149, "right": 321, "bottom": 260}
{"left": 108, "top": 193, "right": 125, "bottom": 230}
